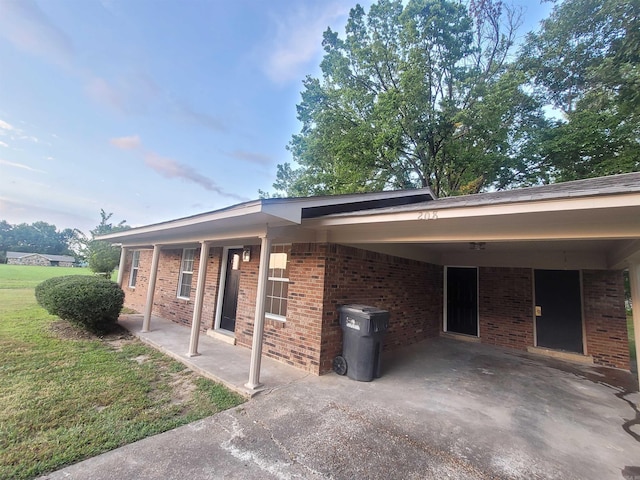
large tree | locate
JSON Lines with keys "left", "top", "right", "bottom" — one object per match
{"left": 520, "top": 0, "right": 640, "bottom": 181}
{"left": 274, "top": 0, "right": 548, "bottom": 198}
{"left": 85, "top": 210, "right": 129, "bottom": 276}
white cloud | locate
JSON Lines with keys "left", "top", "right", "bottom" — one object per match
{"left": 0, "top": 119, "right": 15, "bottom": 131}
{"left": 108, "top": 135, "right": 244, "bottom": 200}
{"left": 228, "top": 150, "right": 273, "bottom": 166}
{"left": 110, "top": 135, "right": 141, "bottom": 150}
{"left": 0, "top": 158, "right": 46, "bottom": 174}
{"left": 143, "top": 152, "right": 245, "bottom": 201}
{"left": 0, "top": 141, "right": 8, "bottom": 148}
{"left": 263, "top": 2, "right": 351, "bottom": 84}
{"left": 85, "top": 77, "right": 126, "bottom": 112}
{"left": 0, "top": 0, "right": 74, "bottom": 66}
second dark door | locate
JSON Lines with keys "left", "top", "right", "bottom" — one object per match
{"left": 535, "top": 269, "right": 583, "bottom": 353}
{"left": 220, "top": 249, "right": 242, "bottom": 332}
{"left": 446, "top": 267, "right": 478, "bottom": 336}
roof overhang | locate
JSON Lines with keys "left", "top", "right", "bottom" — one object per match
{"left": 96, "top": 187, "right": 435, "bottom": 247}
{"left": 97, "top": 173, "right": 640, "bottom": 269}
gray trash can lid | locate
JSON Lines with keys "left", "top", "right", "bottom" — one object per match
{"left": 338, "top": 304, "right": 387, "bottom": 315}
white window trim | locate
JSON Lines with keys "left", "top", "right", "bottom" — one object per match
{"left": 128, "top": 250, "right": 140, "bottom": 288}
{"left": 177, "top": 248, "right": 196, "bottom": 300}
{"left": 265, "top": 244, "right": 291, "bottom": 321}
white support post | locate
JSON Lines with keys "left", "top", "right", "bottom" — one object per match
{"left": 142, "top": 244, "right": 161, "bottom": 333}
{"left": 116, "top": 247, "right": 127, "bottom": 286}
{"left": 188, "top": 242, "right": 210, "bottom": 357}
{"left": 246, "top": 234, "right": 272, "bottom": 390}
{"left": 629, "top": 262, "right": 640, "bottom": 383}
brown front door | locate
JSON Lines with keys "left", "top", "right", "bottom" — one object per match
{"left": 220, "top": 249, "right": 242, "bottom": 332}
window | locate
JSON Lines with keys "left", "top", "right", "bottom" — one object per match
{"left": 177, "top": 248, "right": 196, "bottom": 299}
{"left": 265, "top": 244, "right": 290, "bottom": 321}
{"left": 129, "top": 250, "right": 140, "bottom": 288}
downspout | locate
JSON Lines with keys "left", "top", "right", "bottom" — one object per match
{"left": 246, "top": 233, "right": 272, "bottom": 390}
{"left": 188, "top": 242, "right": 210, "bottom": 357}
{"left": 142, "top": 244, "right": 161, "bottom": 333}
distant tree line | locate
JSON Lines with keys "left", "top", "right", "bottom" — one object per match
{"left": 1, "top": 210, "right": 129, "bottom": 276}
{"left": 0, "top": 221, "right": 82, "bottom": 260}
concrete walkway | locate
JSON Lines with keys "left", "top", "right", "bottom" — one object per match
{"left": 117, "top": 314, "right": 309, "bottom": 397}
{"left": 40, "top": 329, "right": 640, "bottom": 480}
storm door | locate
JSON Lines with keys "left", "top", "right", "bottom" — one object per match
{"left": 535, "top": 269, "right": 583, "bottom": 353}
{"left": 220, "top": 248, "right": 242, "bottom": 332}
{"left": 446, "top": 267, "right": 478, "bottom": 336}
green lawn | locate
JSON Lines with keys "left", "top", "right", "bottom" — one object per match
{"left": 0, "top": 265, "right": 244, "bottom": 480}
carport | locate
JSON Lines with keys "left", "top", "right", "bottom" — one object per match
{"left": 305, "top": 173, "right": 640, "bottom": 376}
{"left": 103, "top": 173, "right": 640, "bottom": 389}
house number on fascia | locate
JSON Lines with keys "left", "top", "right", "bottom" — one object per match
{"left": 417, "top": 211, "right": 438, "bottom": 220}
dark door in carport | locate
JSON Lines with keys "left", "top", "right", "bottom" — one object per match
{"left": 535, "top": 269, "right": 583, "bottom": 353}
{"left": 446, "top": 267, "right": 478, "bottom": 336}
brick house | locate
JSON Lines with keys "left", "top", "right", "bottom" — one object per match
{"left": 99, "top": 173, "right": 640, "bottom": 390}
{"left": 7, "top": 251, "right": 76, "bottom": 267}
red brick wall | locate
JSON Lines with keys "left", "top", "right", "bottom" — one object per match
{"left": 234, "top": 244, "right": 325, "bottom": 373}
{"left": 234, "top": 247, "right": 259, "bottom": 349}
{"left": 121, "top": 244, "right": 630, "bottom": 375}
{"left": 121, "top": 247, "right": 222, "bottom": 333}
{"left": 319, "top": 244, "right": 443, "bottom": 374}
{"left": 479, "top": 267, "right": 534, "bottom": 351}
{"left": 583, "top": 270, "right": 630, "bottom": 369}
{"left": 201, "top": 248, "right": 223, "bottom": 331}
{"left": 121, "top": 249, "right": 151, "bottom": 313}
{"left": 232, "top": 243, "right": 444, "bottom": 374}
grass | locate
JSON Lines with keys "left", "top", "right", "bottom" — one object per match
{"left": 0, "top": 264, "right": 92, "bottom": 289}
{"left": 0, "top": 265, "right": 244, "bottom": 480}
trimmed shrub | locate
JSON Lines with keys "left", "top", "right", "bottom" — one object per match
{"left": 36, "top": 276, "right": 125, "bottom": 332}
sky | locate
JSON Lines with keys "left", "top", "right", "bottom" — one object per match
{"left": 0, "top": 0, "right": 553, "bottom": 234}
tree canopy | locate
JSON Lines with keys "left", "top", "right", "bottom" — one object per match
{"left": 520, "top": 0, "right": 640, "bottom": 181}
{"left": 0, "top": 220, "right": 82, "bottom": 260}
{"left": 268, "top": 0, "right": 638, "bottom": 198}
{"left": 86, "top": 210, "right": 129, "bottom": 276}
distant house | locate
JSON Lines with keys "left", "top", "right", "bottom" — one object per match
{"left": 7, "top": 252, "right": 76, "bottom": 267}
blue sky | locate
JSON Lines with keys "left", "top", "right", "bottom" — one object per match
{"left": 0, "top": 0, "right": 552, "bottom": 234}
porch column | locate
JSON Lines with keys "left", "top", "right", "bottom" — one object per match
{"left": 187, "top": 242, "right": 210, "bottom": 357}
{"left": 116, "top": 247, "right": 127, "bottom": 286}
{"left": 142, "top": 244, "right": 161, "bottom": 333}
{"left": 629, "top": 262, "right": 640, "bottom": 382}
{"left": 246, "top": 234, "right": 272, "bottom": 390}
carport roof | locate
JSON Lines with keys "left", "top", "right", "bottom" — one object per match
{"left": 325, "top": 172, "right": 640, "bottom": 217}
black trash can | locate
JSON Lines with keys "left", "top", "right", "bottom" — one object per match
{"left": 335, "top": 304, "right": 389, "bottom": 382}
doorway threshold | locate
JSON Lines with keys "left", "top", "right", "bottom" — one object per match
{"left": 206, "top": 328, "right": 236, "bottom": 345}
{"left": 527, "top": 346, "right": 593, "bottom": 365}
{"left": 440, "top": 331, "right": 481, "bottom": 343}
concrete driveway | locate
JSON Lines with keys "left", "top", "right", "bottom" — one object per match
{"left": 41, "top": 338, "right": 640, "bottom": 480}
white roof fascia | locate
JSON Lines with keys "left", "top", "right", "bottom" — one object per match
{"left": 97, "top": 187, "right": 436, "bottom": 243}
{"left": 97, "top": 201, "right": 264, "bottom": 241}
{"left": 306, "top": 192, "right": 640, "bottom": 227}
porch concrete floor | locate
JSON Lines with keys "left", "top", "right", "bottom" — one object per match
{"left": 117, "top": 314, "right": 310, "bottom": 397}
{"left": 41, "top": 329, "right": 640, "bottom": 480}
